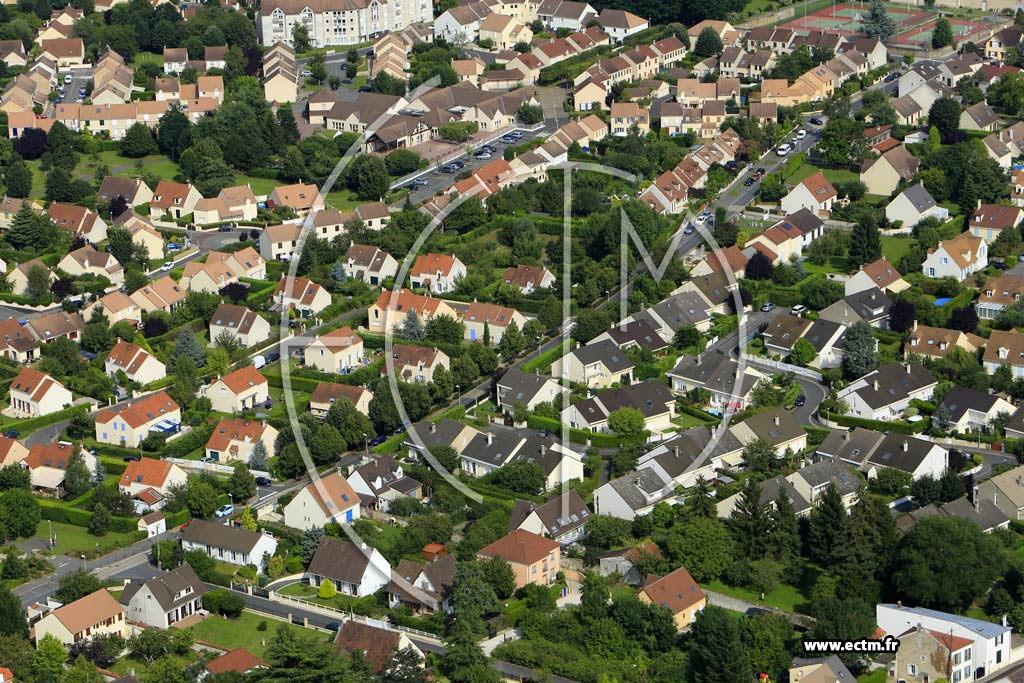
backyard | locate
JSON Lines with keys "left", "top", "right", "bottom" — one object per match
{"left": 187, "top": 611, "right": 329, "bottom": 656}
{"left": 37, "top": 520, "right": 144, "bottom": 557}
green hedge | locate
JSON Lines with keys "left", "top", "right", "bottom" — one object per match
{"left": 97, "top": 456, "right": 128, "bottom": 476}
{"left": 803, "top": 426, "right": 831, "bottom": 446}
{"left": 162, "top": 424, "right": 215, "bottom": 460}
{"left": 676, "top": 403, "right": 719, "bottom": 424}
{"left": 821, "top": 410, "right": 928, "bottom": 434}
{"left": 38, "top": 498, "right": 139, "bottom": 533}
{"left": 525, "top": 414, "right": 639, "bottom": 447}
{"left": 145, "top": 377, "right": 175, "bottom": 391}
{"left": 4, "top": 405, "right": 89, "bottom": 434}
{"left": 264, "top": 371, "right": 322, "bottom": 393}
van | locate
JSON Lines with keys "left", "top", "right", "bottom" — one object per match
{"left": 776, "top": 144, "right": 791, "bottom": 157}
{"left": 252, "top": 355, "right": 266, "bottom": 369}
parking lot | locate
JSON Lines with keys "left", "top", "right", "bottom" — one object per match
{"left": 49, "top": 67, "right": 93, "bottom": 115}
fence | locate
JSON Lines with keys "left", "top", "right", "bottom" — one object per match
{"left": 165, "top": 457, "right": 271, "bottom": 480}
{"left": 744, "top": 354, "right": 824, "bottom": 382}
{"left": 268, "top": 591, "right": 442, "bottom": 641}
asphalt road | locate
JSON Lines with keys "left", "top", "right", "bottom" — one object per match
{"left": 48, "top": 67, "right": 93, "bottom": 117}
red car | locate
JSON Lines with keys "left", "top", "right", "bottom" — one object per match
{"left": 180, "top": 519, "right": 193, "bottom": 532}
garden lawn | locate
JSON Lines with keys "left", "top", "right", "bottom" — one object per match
{"left": 521, "top": 346, "right": 563, "bottom": 374}
{"left": 40, "top": 521, "right": 143, "bottom": 556}
{"left": 785, "top": 163, "right": 859, "bottom": 187}
{"left": 188, "top": 611, "right": 327, "bottom": 656}
{"left": 235, "top": 174, "right": 283, "bottom": 196}
{"left": 324, "top": 188, "right": 363, "bottom": 210}
{"left": 881, "top": 236, "right": 913, "bottom": 266}
{"left": 673, "top": 413, "right": 708, "bottom": 430}
{"left": 131, "top": 51, "right": 164, "bottom": 67}
{"left": 24, "top": 160, "right": 47, "bottom": 194}
{"left": 857, "top": 670, "right": 886, "bottom": 683}
{"left": 704, "top": 579, "right": 809, "bottom": 614}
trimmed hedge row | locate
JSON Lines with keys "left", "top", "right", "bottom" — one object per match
{"left": 821, "top": 410, "right": 928, "bottom": 434}
{"left": 38, "top": 498, "right": 139, "bottom": 533}
{"left": 676, "top": 403, "right": 719, "bottom": 424}
{"left": 525, "top": 414, "right": 637, "bottom": 448}
{"left": 5, "top": 405, "right": 89, "bottom": 435}
{"left": 162, "top": 424, "right": 215, "bottom": 460}
{"left": 803, "top": 426, "right": 831, "bottom": 446}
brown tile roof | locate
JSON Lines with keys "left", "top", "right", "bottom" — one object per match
{"left": 478, "top": 529, "right": 558, "bottom": 565}
{"left": 206, "top": 648, "right": 268, "bottom": 675}
{"left": 26, "top": 311, "right": 84, "bottom": 342}
{"left": 310, "top": 382, "right": 369, "bottom": 407}
{"left": 96, "top": 391, "right": 179, "bottom": 429}
{"left": 464, "top": 302, "right": 521, "bottom": 328}
{"left": 857, "top": 258, "right": 904, "bottom": 289}
{"left": 10, "top": 367, "right": 60, "bottom": 401}
{"left": 334, "top": 621, "right": 401, "bottom": 674}
{"left": 302, "top": 471, "right": 358, "bottom": 517}
{"left": 980, "top": 274, "right": 1024, "bottom": 308}
{"left": 971, "top": 204, "right": 1024, "bottom": 230}
{"left": 151, "top": 180, "right": 194, "bottom": 209}
{"left": 269, "top": 183, "right": 321, "bottom": 210}
{"left": 410, "top": 253, "right": 459, "bottom": 278}
{"left": 218, "top": 365, "right": 268, "bottom": 395}
{"left": 984, "top": 330, "right": 1024, "bottom": 368}
{"left": 206, "top": 418, "right": 272, "bottom": 454}
{"left": 502, "top": 265, "right": 551, "bottom": 289}
{"left": 51, "top": 589, "right": 122, "bottom": 635}
{"left": 25, "top": 441, "right": 76, "bottom": 470}
{"left": 41, "top": 38, "right": 83, "bottom": 59}
{"left": 106, "top": 341, "right": 156, "bottom": 374}
{"left": 211, "top": 304, "right": 263, "bottom": 335}
{"left": 373, "top": 289, "right": 447, "bottom": 318}
{"left": 274, "top": 276, "right": 326, "bottom": 307}
{"left": 799, "top": 171, "right": 837, "bottom": 202}
{"left": 932, "top": 232, "right": 984, "bottom": 270}
{"left": 640, "top": 565, "right": 705, "bottom": 615}
{"left": 119, "top": 457, "right": 178, "bottom": 489}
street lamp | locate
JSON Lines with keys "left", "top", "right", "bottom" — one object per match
{"left": 455, "top": 385, "right": 461, "bottom": 406}
{"left": 363, "top": 432, "right": 369, "bottom": 458}
{"left": 80, "top": 554, "right": 86, "bottom": 571}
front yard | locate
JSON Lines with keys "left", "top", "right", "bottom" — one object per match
{"left": 188, "top": 611, "right": 329, "bottom": 656}
{"left": 37, "top": 520, "right": 144, "bottom": 556}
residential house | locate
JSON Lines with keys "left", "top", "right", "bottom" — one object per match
{"left": 859, "top": 145, "right": 920, "bottom": 196}
{"left": 731, "top": 406, "right": 807, "bottom": 454}
{"left": 717, "top": 459, "right": 861, "bottom": 518}
{"left": 342, "top": 244, "right": 399, "bottom": 286}
{"left": 744, "top": 219, "right": 804, "bottom": 265}
{"left": 306, "top": 536, "right": 392, "bottom": 596}
{"left": 978, "top": 274, "right": 1024, "bottom": 320}
{"left": 205, "top": 418, "right": 278, "bottom": 464}
{"left": 8, "top": 367, "right": 71, "bottom": 418}
{"left": 205, "top": 649, "right": 270, "bottom": 678}
{"left": 979, "top": 464, "right": 1024, "bottom": 521}
{"left": 409, "top": 253, "right": 466, "bottom": 293}
{"left": 905, "top": 321, "right": 985, "bottom": 361}
{"left": 817, "top": 429, "right": 948, "bottom": 481}
{"left": 347, "top": 455, "right": 422, "bottom": 512}
{"left": 149, "top": 181, "right": 202, "bottom": 219}
{"left": 590, "top": 319, "right": 669, "bottom": 355}
{"left": 258, "top": 224, "right": 302, "bottom": 262}
{"left": 96, "top": 391, "right": 181, "bottom": 448}
{"left": 667, "top": 351, "right": 765, "bottom": 412}
{"left": 163, "top": 47, "right": 187, "bottom": 73}
{"left": 57, "top": 245, "right": 123, "bottom": 286}
{"left": 267, "top": 183, "right": 324, "bottom": 215}
{"left": 41, "top": 38, "right": 84, "bottom": 67}
{"left": 836, "top": 362, "right": 937, "bottom": 421}
{"left": 9, "top": 258, "right": 55, "bottom": 297}
{"left": 118, "top": 457, "right": 187, "bottom": 515}
{"left": 938, "top": 385, "right": 1015, "bottom": 434}
{"left": 305, "top": 326, "right": 364, "bottom": 375}
{"left": 984, "top": 121, "right": 1024, "bottom": 169}
{"left": 334, "top": 622, "right": 422, "bottom": 674}
{"left": 434, "top": 1, "right": 491, "bottom": 43}
{"left": 48, "top": 203, "right": 107, "bottom": 244}
{"left": 120, "top": 565, "right": 207, "bottom": 629}
{"left": 388, "top": 555, "right": 456, "bottom": 614}
{"left": 876, "top": 603, "right": 1011, "bottom": 678}
{"left": 609, "top": 102, "right": 649, "bottom": 136}
{"left": 105, "top": 340, "right": 166, "bottom": 386}
{"left": 550, "top": 339, "right": 633, "bottom": 388}
{"left": 25, "top": 311, "right": 84, "bottom": 343}
{"left": 923, "top": 232, "right": 987, "bottom": 280}
{"left": 387, "top": 344, "right": 449, "bottom": 384}
{"left": 597, "top": 8, "right": 648, "bottom": 41}
{"left": 788, "top": 657, "right": 856, "bottom": 683}
{"left": 780, "top": 172, "right": 837, "bottom": 216}
{"left": 309, "top": 382, "right": 373, "bottom": 418}
{"left": 0, "top": 318, "right": 38, "bottom": 364}
{"left": 0, "top": 41, "right": 26, "bottom": 68}
{"left": 181, "top": 518, "right": 278, "bottom": 567}
{"left": 209, "top": 304, "right": 271, "bottom": 349}
{"left": 819, "top": 287, "right": 892, "bottom": 328}
{"left": 368, "top": 289, "right": 460, "bottom": 335}
{"left": 845, "top": 257, "right": 910, "bottom": 297}
{"left": 537, "top": 0, "right": 596, "bottom": 31}
{"left": 283, "top": 470, "right": 360, "bottom": 531}
{"left": 969, "top": 204, "right": 1024, "bottom": 244}
{"left": 501, "top": 264, "right": 555, "bottom": 294}
{"left": 593, "top": 468, "right": 673, "bottom": 520}
{"left": 0, "top": 437, "right": 28, "bottom": 469}
{"left": 479, "top": 14, "right": 532, "bottom": 51}
{"left": 886, "top": 182, "right": 948, "bottom": 228}
{"left": 273, "top": 276, "right": 332, "bottom": 315}
{"left": 97, "top": 176, "right": 153, "bottom": 210}
{"left": 496, "top": 367, "right": 563, "bottom": 413}
{"left": 202, "top": 365, "right": 269, "bottom": 413}
{"left": 599, "top": 542, "right": 665, "bottom": 586}
{"left": 129, "top": 275, "right": 187, "bottom": 314}
{"left": 686, "top": 19, "right": 739, "bottom": 46}
{"left": 509, "top": 490, "right": 590, "bottom": 545}
{"left": 478, "top": 530, "right": 560, "bottom": 588}
{"left": 34, "top": 590, "right": 126, "bottom": 646}
{"left": 637, "top": 566, "right": 705, "bottom": 631}
{"left": 961, "top": 101, "right": 1000, "bottom": 131}
{"left": 462, "top": 302, "right": 527, "bottom": 344}
{"left": 984, "top": 329, "right": 1024, "bottom": 378}
{"left": 23, "top": 442, "right": 96, "bottom": 495}
{"left": 984, "top": 25, "right": 1024, "bottom": 60}
{"left": 563, "top": 380, "right": 675, "bottom": 434}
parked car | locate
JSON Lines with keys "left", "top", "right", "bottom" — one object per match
{"left": 452, "top": 160, "right": 465, "bottom": 169}
{"left": 791, "top": 304, "right": 807, "bottom": 316}
{"left": 64, "top": 74, "right": 72, "bottom": 84}
{"left": 884, "top": 71, "right": 900, "bottom": 82}
{"left": 3, "top": 430, "right": 19, "bottom": 439}
{"left": 369, "top": 434, "right": 388, "bottom": 446}
{"left": 413, "top": 178, "right": 429, "bottom": 187}
{"left": 167, "top": 243, "right": 182, "bottom": 251}
{"left": 180, "top": 519, "right": 192, "bottom": 531}
{"left": 761, "top": 302, "right": 776, "bottom": 312}
{"left": 473, "top": 151, "right": 492, "bottom": 160}
{"left": 794, "top": 394, "right": 806, "bottom": 407}
{"left": 218, "top": 225, "right": 233, "bottom": 232}
{"left": 808, "top": 117, "right": 824, "bottom": 126}
{"left": 265, "top": 351, "right": 281, "bottom": 363}
{"left": 796, "top": 129, "right": 807, "bottom": 139}
{"left": 405, "top": 182, "right": 419, "bottom": 191}
{"left": 215, "top": 504, "right": 235, "bottom": 518}
{"left": 441, "top": 163, "right": 459, "bottom": 173}
{"left": 300, "top": 69, "right": 313, "bottom": 77}
{"left": 683, "top": 224, "right": 695, "bottom": 234}
{"left": 358, "top": 85, "right": 372, "bottom": 92}
{"left": 480, "top": 145, "right": 497, "bottom": 153}
{"left": 160, "top": 262, "right": 173, "bottom": 272}
{"left": 743, "top": 177, "right": 755, "bottom": 186}
{"left": 123, "top": 454, "right": 141, "bottom": 462}
{"left": 509, "top": 131, "right": 524, "bottom": 139}
{"left": 255, "top": 477, "right": 272, "bottom": 487}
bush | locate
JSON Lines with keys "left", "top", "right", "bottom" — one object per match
{"left": 318, "top": 578, "right": 337, "bottom": 599}
{"left": 202, "top": 589, "right": 245, "bottom": 617}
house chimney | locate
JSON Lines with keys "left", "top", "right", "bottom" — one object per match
{"left": 773, "top": 415, "right": 780, "bottom": 426}
{"left": 674, "top": 445, "right": 680, "bottom": 458}
{"left": 873, "top": 379, "right": 879, "bottom": 391}
{"left": 897, "top": 600, "right": 903, "bottom": 609}
{"left": 906, "top": 364, "right": 911, "bottom": 374}
{"left": 913, "top": 319, "right": 918, "bottom": 332}
{"left": 902, "top": 440, "right": 909, "bottom": 452}
{"left": 540, "top": 444, "right": 546, "bottom": 455}
{"left": 486, "top": 433, "right": 494, "bottom": 445}
{"left": 430, "top": 423, "right": 436, "bottom": 434}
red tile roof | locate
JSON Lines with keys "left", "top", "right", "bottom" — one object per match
{"left": 478, "top": 530, "right": 558, "bottom": 565}
{"left": 640, "top": 565, "right": 705, "bottom": 615}
{"left": 206, "top": 648, "right": 269, "bottom": 675}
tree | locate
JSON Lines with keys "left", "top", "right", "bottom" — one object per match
{"left": 35, "top": 633, "right": 67, "bottom": 680}
{"left": 121, "top": 123, "right": 158, "bottom": 157}
{"left": 932, "top": 16, "right": 953, "bottom": 48}
{"left": 788, "top": 337, "right": 816, "bottom": 366}
{"left": 664, "top": 517, "right": 734, "bottom": 582}
{"left": 292, "top": 24, "right": 311, "bottom": 52}
{"left": 744, "top": 251, "right": 773, "bottom": 280}
{"left": 0, "top": 489, "right": 40, "bottom": 538}
{"left": 371, "top": 72, "right": 407, "bottom": 96}
{"left": 694, "top": 27, "right": 724, "bottom": 57}
{"left": 173, "top": 356, "right": 199, "bottom": 409}
{"left": 729, "top": 478, "right": 771, "bottom": 558}
{"left": 185, "top": 478, "right": 218, "bottom": 518}
{"left": 497, "top": 320, "right": 525, "bottom": 361}
{"left": 685, "top": 606, "right": 751, "bottom": 683}
{"left": 383, "top": 646, "right": 428, "bottom": 683}
{"left": 55, "top": 570, "right": 103, "bottom": 604}
{"left": 63, "top": 655, "right": 103, "bottom": 683}
{"left": 3, "top": 156, "right": 31, "bottom": 198}
{"left": 808, "top": 483, "right": 847, "bottom": 567}
{"left": 451, "top": 561, "right": 499, "bottom": 626}
{"left": 607, "top": 406, "right": 645, "bottom": 438}
{"left": 25, "top": 265, "right": 50, "bottom": 301}
{"left": 0, "top": 585, "right": 26, "bottom": 637}
{"left": 743, "top": 436, "right": 779, "bottom": 473}
{"left": 317, "top": 578, "right": 337, "bottom": 599}
{"left": 491, "top": 461, "right": 545, "bottom": 495}
{"left": 172, "top": 327, "right": 205, "bottom": 367}
{"left": 929, "top": 97, "right": 962, "bottom": 144}
{"left": 517, "top": 103, "right": 543, "bottom": 125}
{"left": 63, "top": 450, "right": 92, "bottom": 498}
{"left": 385, "top": 149, "right": 423, "bottom": 176}
{"left": 228, "top": 464, "right": 256, "bottom": 501}
{"left": 889, "top": 298, "right": 916, "bottom": 333}
{"left": 841, "top": 321, "right": 878, "bottom": 380}
{"left": 891, "top": 516, "right": 1005, "bottom": 610}
{"left": 847, "top": 215, "right": 882, "bottom": 267}
{"left": 579, "top": 570, "right": 610, "bottom": 621}
{"left": 861, "top": 0, "right": 897, "bottom": 42}
{"left": 250, "top": 440, "right": 269, "bottom": 471}
{"left": 479, "top": 556, "right": 516, "bottom": 599}
{"left": 425, "top": 314, "right": 464, "bottom": 345}
{"left": 88, "top": 503, "right": 110, "bottom": 536}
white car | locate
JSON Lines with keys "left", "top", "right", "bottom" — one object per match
{"left": 695, "top": 214, "right": 708, "bottom": 225}
{"left": 161, "top": 262, "right": 173, "bottom": 272}
{"left": 300, "top": 69, "right": 313, "bottom": 77}
{"left": 214, "top": 504, "right": 234, "bottom": 518}
{"left": 63, "top": 74, "right": 72, "bottom": 84}
{"left": 776, "top": 144, "right": 791, "bottom": 157}
{"left": 796, "top": 129, "right": 807, "bottom": 140}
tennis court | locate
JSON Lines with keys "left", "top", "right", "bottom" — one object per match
{"left": 892, "top": 17, "right": 989, "bottom": 47}
{"left": 780, "top": 4, "right": 930, "bottom": 36}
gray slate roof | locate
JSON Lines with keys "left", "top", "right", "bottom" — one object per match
{"left": 606, "top": 468, "right": 669, "bottom": 512}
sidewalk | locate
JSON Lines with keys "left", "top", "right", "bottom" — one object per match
{"left": 481, "top": 628, "right": 520, "bottom": 656}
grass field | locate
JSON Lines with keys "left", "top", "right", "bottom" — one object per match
{"left": 234, "top": 174, "right": 282, "bottom": 196}
{"left": 787, "top": 163, "right": 859, "bottom": 187}
{"left": 189, "top": 611, "right": 329, "bottom": 656}
{"left": 131, "top": 51, "right": 164, "bottom": 68}
{"left": 857, "top": 670, "right": 886, "bottom": 683}
{"left": 881, "top": 235, "right": 913, "bottom": 266}
{"left": 324, "top": 188, "right": 364, "bottom": 210}
{"left": 704, "top": 579, "right": 810, "bottom": 614}
{"left": 39, "top": 521, "right": 144, "bottom": 556}
{"left": 522, "top": 346, "right": 563, "bottom": 374}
